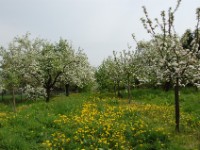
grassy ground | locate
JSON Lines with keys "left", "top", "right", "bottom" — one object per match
{"left": 0, "top": 88, "right": 199, "bottom": 149}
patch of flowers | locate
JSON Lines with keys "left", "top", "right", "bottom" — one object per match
{"left": 42, "top": 132, "right": 70, "bottom": 149}
{"left": 42, "top": 99, "right": 177, "bottom": 149}
{"left": 0, "top": 112, "right": 10, "bottom": 127}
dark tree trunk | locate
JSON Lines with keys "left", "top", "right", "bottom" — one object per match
{"left": 174, "top": 78, "right": 180, "bottom": 132}
{"left": 164, "top": 81, "right": 171, "bottom": 91}
{"left": 114, "top": 83, "right": 117, "bottom": 97}
{"left": 65, "top": 84, "right": 70, "bottom": 96}
{"left": 44, "top": 71, "right": 62, "bottom": 102}
{"left": 164, "top": 76, "right": 172, "bottom": 91}
{"left": 46, "top": 87, "right": 51, "bottom": 102}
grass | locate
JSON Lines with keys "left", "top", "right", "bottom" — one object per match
{"left": 132, "top": 88, "right": 200, "bottom": 115}
{"left": 0, "top": 89, "right": 199, "bottom": 149}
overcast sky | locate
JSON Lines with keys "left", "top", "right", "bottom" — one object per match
{"left": 0, "top": 0, "right": 200, "bottom": 67}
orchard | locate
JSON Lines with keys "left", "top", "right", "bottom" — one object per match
{"left": 0, "top": 0, "right": 200, "bottom": 149}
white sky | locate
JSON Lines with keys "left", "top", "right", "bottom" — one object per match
{"left": 0, "top": 0, "right": 200, "bottom": 67}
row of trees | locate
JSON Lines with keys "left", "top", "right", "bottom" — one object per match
{"left": 95, "top": 1, "right": 200, "bottom": 132}
{"left": 0, "top": 34, "right": 94, "bottom": 110}
{"left": 0, "top": 0, "right": 199, "bottom": 132}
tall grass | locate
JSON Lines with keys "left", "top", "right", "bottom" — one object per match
{"left": 0, "top": 89, "right": 199, "bottom": 149}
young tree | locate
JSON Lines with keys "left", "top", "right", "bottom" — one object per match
{"left": 138, "top": 1, "right": 200, "bottom": 132}
{"left": 0, "top": 36, "right": 29, "bottom": 111}
{"left": 113, "top": 51, "right": 124, "bottom": 98}
{"left": 72, "top": 49, "right": 95, "bottom": 91}
{"left": 95, "top": 58, "right": 113, "bottom": 92}
{"left": 117, "top": 49, "right": 136, "bottom": 103}
{"left": 95, "top": 55, "right": 124, "bottom": 97}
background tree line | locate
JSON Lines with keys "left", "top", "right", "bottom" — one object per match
{"left": 95, "top": 1, "right": 200, "bottom": 131}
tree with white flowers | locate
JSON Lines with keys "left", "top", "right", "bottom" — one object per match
{"left": 135, "top": 40, "right": 161, "bottom": 88}
{"left": 114, "top": 49, "right": 137, "bottom": 103}
{"left": 96, "top": 49, "right": 138, "bottom": 100}
{"left": 112, "top": 51, "right": 125, "bottom": 97}
{"left": 138, "top": 1, "right": 200, "bottom": 131}
{"left": 0, "top": 35, "right": 29, "bottom": 111}
{"left": 27, "top": 38, "right": 83, "bottom": 102}
{"left": 95, "top": 55, "right": 124, "bottom": 97}
{"left": 61, "top": 47, "right": 94, "bottom": 96}
{"left": 0, "top": 34, "right": 94, "bottom": 103}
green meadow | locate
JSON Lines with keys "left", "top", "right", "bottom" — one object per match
{"left": 0, "top": 88, "right": 199, "bottom": 150}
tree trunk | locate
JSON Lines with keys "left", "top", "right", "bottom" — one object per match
{"left": 114, "top": 83, "right": 117, "bottom": 97}
{"left": 174, "top": 78, "right": 180, "bottom": 132}
{"left": 164, "top": 76, "right": 172, "bottom": 91}
{"left": 46, "top": 87, "right": 51, "bottom": 102}
{"left": 164, "top": 81, "right": 171, "bottom": 91}
{"left": 65, "top": 84, "right": 70, "bottom": 96}
{"left": 117, "top": 81, "right": 122, "bottom": 98}
{"left": 12, "top": 89, "right": 16, "bottom": 112}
